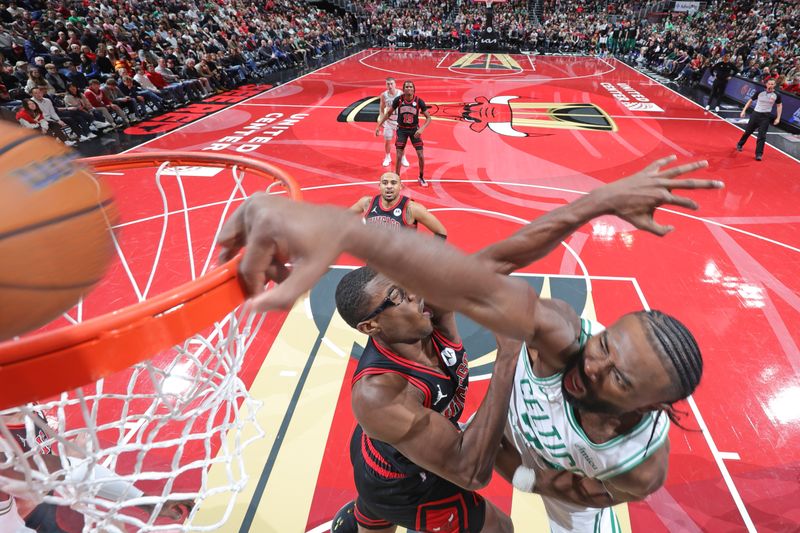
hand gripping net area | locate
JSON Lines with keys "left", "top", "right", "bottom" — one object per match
{"left": 0, "top": 152, "right": 301, "bottom": 532}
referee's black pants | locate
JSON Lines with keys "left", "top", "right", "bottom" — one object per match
{"left": 737, "top": 111, "right": 771, "bottom": 157}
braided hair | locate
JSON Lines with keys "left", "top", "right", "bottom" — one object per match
{"left": 637, "top": 310, "right": 703, "bottom": 448}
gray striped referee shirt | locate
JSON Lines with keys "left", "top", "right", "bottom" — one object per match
{"left": 751, "top": 90, "right": 782, "bottom": 113}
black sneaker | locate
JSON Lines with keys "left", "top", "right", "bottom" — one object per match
{"left": 755, "top": 155, "right": 762, "bottom": 161}
{"left": 418, "top": 175, "right": 429, "bottom": 187}
{"left": 736, "top": 144, "right": 743, "bottom": 152}
{"left": 331, "top": 501, "right": 358, "bottom": 533}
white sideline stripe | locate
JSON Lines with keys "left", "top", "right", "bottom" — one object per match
{"left": 718, "top": 452, "right": 742, "bottom": 461}
{"left": 631, "top": 277, "right": 756, "bottom": 533}
{"left": 613, "top": 58, "right": 800, "bottom": 164}
{"left": 435, "top": 51, "right": 451, "bottom": 69}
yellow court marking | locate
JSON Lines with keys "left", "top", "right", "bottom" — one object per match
{"left": 497, "top": 54, "right": 523, "bottom": 71}
{"left": 511, "top": 489, "right": 551, "bottom": 530}
{"left": 193, "top": 296, "right": 353, "bottom": 530}
{"left": 252, "top": 307, "right": 355, "bottom": 531}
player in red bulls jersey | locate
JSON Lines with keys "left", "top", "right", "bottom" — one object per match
{"left": 349, "top": 172, "right": 447, "bottom": 237}
{"left": 331, "top": 267, "right": 519, "bottom": 533}
{"left": 376, "top": 81, "right": 431, "bottom": 187}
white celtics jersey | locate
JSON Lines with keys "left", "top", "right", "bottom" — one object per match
{"left": 382, "top": 89, "right": 401, "bottom": 122}
{"left": 506, "top": 318, "right": 669, "bottom": 481}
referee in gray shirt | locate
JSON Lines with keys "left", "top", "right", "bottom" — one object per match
{"left": 736, "top": 79, "right": 783, "bottom": 161}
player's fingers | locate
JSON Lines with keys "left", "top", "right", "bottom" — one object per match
{"left": 628, "top": 215, "right": 674, "bottom": 236}
{"left": 238, "top": 236, "right": 277, "bottom": 297}
{"left": 249, "top": 259, "right": 331, "bottom": 311}
{"left": 266, "top": 261, "right": 291, "bottom": 283}
{"left": 657, "top": 177, "right": 724, "bottom": 190}
{"left": 217, "top": 208, "right": 245, "bottom": 263}
{"left": 641, "top": 155, "right": 677, "bottom": 173}
{"left": 658, "top": 160, "right": 708, "bottom": 179}
{"left": 664, "top": 194, "right": 698, "bottom": 210}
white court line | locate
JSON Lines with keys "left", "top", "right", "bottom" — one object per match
{"left": 718, "top": 452, "right": 741, "bottom": 461}
{"left": 613, "top": 58, "right": 800, "bottom": 164}
{"left": 306, "top": 520, "right": 332, "bottom": 533}
{"left": 435, "top": 51, "right": 451, "bottom": 69}
{"left": 631, "top": 277, "right": 756, "bottom": 532}
{"left": 527, "top": 54, "right": 537, "bottom": 72}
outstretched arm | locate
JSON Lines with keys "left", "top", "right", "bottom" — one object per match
{"left": 476, "top": 157, "right": 721, "bottom": 275}
{"left": 217, "top": 157, "right": 721, "bottom": 337}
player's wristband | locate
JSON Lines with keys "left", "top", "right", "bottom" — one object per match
{"left": 65, "top": 458, "right": 145, "bottom": 501}
{"left": 434, "top": 233, "right": 447, "bottom": 240}
{"left": 512, "top": 465, "right": 537, "bottom": 493}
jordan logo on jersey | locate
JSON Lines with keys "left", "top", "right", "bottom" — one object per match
{"left": 434, "top": 384, "right": 446, "bottom": 405}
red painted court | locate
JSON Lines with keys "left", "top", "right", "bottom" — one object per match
{"left": 50, "top": 49, "right": 800, "bottom": 532}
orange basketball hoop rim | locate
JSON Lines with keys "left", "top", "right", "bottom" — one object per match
{"left": 0, "top": 151, "right": 302, "bottom": 410}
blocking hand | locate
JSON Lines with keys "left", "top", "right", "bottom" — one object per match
{"left": 218, "top": 194, "right": 353, "bottom": 311}
{"left": 588, "top": 155, "right": 723, "bottom": 236}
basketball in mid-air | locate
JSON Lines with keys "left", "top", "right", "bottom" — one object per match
{"left": 0, "top": 122, "right": 118, "bottom": 340}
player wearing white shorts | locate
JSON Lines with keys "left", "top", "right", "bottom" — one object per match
{"left": 378, "top": 78, "right": 407, "bottom": 168}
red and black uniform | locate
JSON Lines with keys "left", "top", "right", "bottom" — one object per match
{"left": 364, "top": 195, "right": 417, "bottom": 229}
{"left": 349, "top": 331, "right": 485, "bottom": 533}
{"left": 392, "top": 95, "right": 427, "bottom": 149}
{"left": 6, "top": 414, "right": 84, "bottom": 533}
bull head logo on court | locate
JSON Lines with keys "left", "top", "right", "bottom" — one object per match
{"left": 337, "top": 96, "right": 617, "bottom": 137}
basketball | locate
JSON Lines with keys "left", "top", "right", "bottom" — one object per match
{"left": 0, "top": 123, "right": 117, "bottom": 341}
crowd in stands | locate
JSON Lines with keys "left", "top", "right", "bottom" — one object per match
{"left": 360, "top": 0, "right": 797, "bottom": 96}
{"left": 1, "top": 0, "right": 798, "bottom": 147}
{"left": 0, "top": 0, "right": 356, "bottom": 145}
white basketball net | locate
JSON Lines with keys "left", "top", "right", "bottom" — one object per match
{"left": 0, "top": 160, "right": 288, "bottom": 532}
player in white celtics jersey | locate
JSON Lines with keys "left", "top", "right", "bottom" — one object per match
{"left": 377, "top": 77, "right": 408, "bottom": 168}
